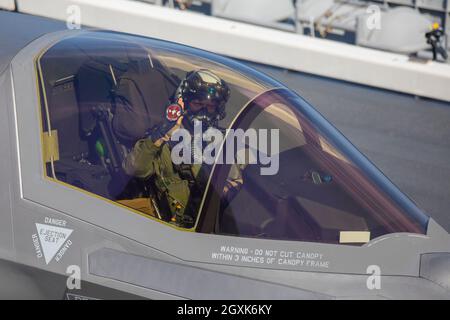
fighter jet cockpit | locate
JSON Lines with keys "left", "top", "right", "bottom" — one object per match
{"left": 36, "top": 31, "right": 429, "bottom": 245}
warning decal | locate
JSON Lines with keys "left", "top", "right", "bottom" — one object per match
{"left": 35, "top": 223, "right": 73, "bottom": 264}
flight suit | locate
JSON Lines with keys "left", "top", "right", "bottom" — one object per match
{"left": 123, "top": 116, "right": 244, "bottom": 227}
{"left": 123, "top": 134, "right": 200, "bottom": 226}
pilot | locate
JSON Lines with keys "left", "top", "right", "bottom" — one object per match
{"left": 123, "top": 69, "right": 242, "bottom": 227}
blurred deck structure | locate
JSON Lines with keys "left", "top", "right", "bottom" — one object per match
{"left": 138, "top": 0, "right": 450, "bottom": 55}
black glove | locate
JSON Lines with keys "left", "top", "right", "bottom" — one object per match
{"left": 147, "top": 103, "right": 184, "bottom": 146}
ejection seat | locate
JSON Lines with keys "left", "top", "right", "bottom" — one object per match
{"left": 75, "top": 54, "right": 178, "bottom": 217}
{"left": 75, "top": 58, "right": 128, "bottom": 198}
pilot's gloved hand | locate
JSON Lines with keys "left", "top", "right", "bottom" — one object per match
{"left": 149, "top": 102, "right": 184, "bottom": 147}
